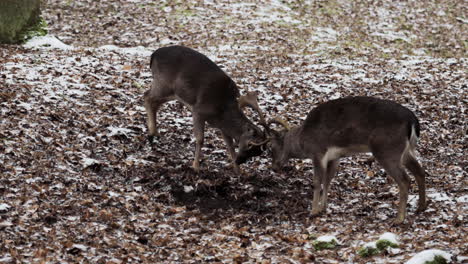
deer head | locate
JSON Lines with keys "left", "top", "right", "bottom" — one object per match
{"left": 235, "top": 91, "right": 269, "bottom": 165}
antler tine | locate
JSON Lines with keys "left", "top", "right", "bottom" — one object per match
{"left": 238, "top": 91, "right": 266, "bottom": 124}
{"left": 268, "top": 117, "right": 290, "bottom": 131}
{"left": 248, "top": 138, "right": 270, "bottom": 146}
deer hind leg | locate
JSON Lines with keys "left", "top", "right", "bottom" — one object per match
{"left": 192, "top": 113, "right": 206, "bottom": 173}
{"left": 321, "top": 159, "right": 339, "bottom": 212}
{"left": 404, "top": 153, "right": 427, "bottom": 212}
{"left": 374, "top": 153, "right": 411, "bottom": 224}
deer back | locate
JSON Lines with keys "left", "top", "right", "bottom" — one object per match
{"left": 299, "top": 96, "right": 420, "bottom": 154}
{"left": 150, "top": 45, "right": 240, "bottom": 115}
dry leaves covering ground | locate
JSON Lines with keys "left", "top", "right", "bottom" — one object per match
{"left": 0, "top": 0, "right": 467, "bottom": 263}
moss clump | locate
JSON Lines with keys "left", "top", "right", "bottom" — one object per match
{"left": 376, "top": 239, "right": 399, "bottom": 251}
{"left": 358, "top": 239, "right": 399, "bottom": 258}
{"left": 424, "top": 255, "right": 448, "bottom": 264}
{"left": 18, "top": 17, "right": 48, "bottom": 42}
{"left": 358, "top": 246, "right": 380, "bottom": 258}
{"left": 312, "top": 239, "right": 338, "bottom": 251}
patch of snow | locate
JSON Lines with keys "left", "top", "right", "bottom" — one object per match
{"left": 184, "top": 185, "right": 194, "bottom": 193}
{"left": 0, "top": 221, "right": 13, "bottom": 228}
{"left": 388, "top": 247, "right": 401, "bottom": 255}
{"left": 66, "top": 88, "right": 88, "bottom": 96}
{"left": 108, "top": 191, "right": 119, "bottom": 197}
{"left": 0, "top": 256, "right": 13, "bottom": 262}
{"left": 371, "top": 31, "right": 411, "bottom": 42}
{"left": 428, "top": 192, "right": 451, "bottom": 202}
{"left": 363, "top": 241, "right": 377, "bottom": 249}
{"left": 252, "top": 241, "right": 274, "bottom": 251}
{"left": 17, "top": 102, "right": 33, "bottom": 111}
{"left": 379, "top": 232, "right": 399, "bottom": 245}
{"left": 253, "top": 0, "right": 301, "bottom": 24}
{"left": 307, "top": 82, "right": 337, "bottom": 93}
{"left": 316, "top": 235, "right": 340, "bottom": 244}
{"left": 455, "top": 195, "right": 468, "bottom": 203}
{"left": 0, "top": 203, "right": 11, "bottom": 211}
{"left": 72, "top": 244, "right": 88, "bottom": 251}
{"left": 24, "top": 35, "right": 74, "bottom": 50}
{"left": 108, "top": 126, "right": 134, "bottom": 137}
{"left": 410, "top": 191, "right": 453, "bottom": 208}
{"left": 82, "top": 158, "right": 100, "bottom": 168}
{"left": 158, "top": 224, "right": 173, "bottom": 229}
{"left": 99, "top": 45, "right": 153, "bottom": 57}
{"left": 311, "top": 27, "right": 339, "bottom": 42}
{"left": 125, "top": 156, "right": 154, "bottom": 166}
{"left": 406, "top": 249, "right": 452, "bottom": 264}
{"left": 456, "top": 17, "right": 468, "bottom": 24}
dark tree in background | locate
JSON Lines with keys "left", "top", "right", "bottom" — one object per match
{"left": 0, "top": 0, "right": 41, "bottom": 44}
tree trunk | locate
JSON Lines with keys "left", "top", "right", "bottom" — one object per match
{"left": 0, "top": 0, "right": 41, "bottom": 44}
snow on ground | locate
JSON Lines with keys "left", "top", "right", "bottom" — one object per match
{"left": 379, "top": 232, "right": 399, "bottom": 245}
{"left": 23, "top": 35, "right": 74, "bottom": 50}
{"left": 315, "top": 235, "right": 340, "bottom": 244}
{"left": 406, "top": 249, "right": 452, "bottom": 264}
{"left": 1, "top": 43, "right": 466, "bottom": 262}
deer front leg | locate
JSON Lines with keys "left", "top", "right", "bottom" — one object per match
{"left": 144, "top": 91, "right": 158, "bottom": 139}
{"left": 192, "top": 114, "right": 205, "bottom": 173}
{"left": 144, "top": 90, "right": 169, "bottom": 143}
{"left": 312, "top": 158, "right": 327, "bottom": 216}
{"left": 221, "top": 133, "right": 241, "bottom": 174}
{"left": 321, "top": 159, "right": 339, "bottom": 212}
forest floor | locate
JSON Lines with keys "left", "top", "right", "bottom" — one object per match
{"left": 1, "top": 0, "right": 467, "bottom": 263}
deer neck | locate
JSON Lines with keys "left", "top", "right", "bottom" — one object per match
{"left": 210, "top": 105, "right": 250, "bottom": 141}
{"left": 283, "top": 127, "right": 306, "bottom": 159}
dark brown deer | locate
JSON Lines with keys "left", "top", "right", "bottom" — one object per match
{"left": 144, "top": 45, "right": 267, "bottom": 173}
{"left": 265, "top": 96, "right": 427, "bottom": 224}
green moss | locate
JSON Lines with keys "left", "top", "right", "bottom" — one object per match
{"left": 376, "top": 239, "right": 399, "bottom": 251}
{"left": 132, "top": 81, "right": 143, "bottom": 90}
{"left": 358, "top": 246, "right": 380, "bottom": 257}
{"left": 424, "top": 255, "right": 448, "bottom": 264}
{"left": 312, "top": 239, "right": 338, "bottom": 250}
{"left": 358, "top": 239, "right": 399, "bottom": 258}
{"left": 18, "top": 17, "right": 48, "bottom": 42}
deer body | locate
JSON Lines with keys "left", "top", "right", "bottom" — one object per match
{"left": 269, "top": 96, "right": 427, "bottom": 224}
{"left": 144, "top": 46, "right": 266, "bottom": 172}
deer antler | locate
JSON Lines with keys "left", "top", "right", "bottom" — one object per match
{"left": 268, "top": 117, "right": 290, "bottom": 131}
{"left": 248, "top": 137, "right": 270, "bottom": 147}
{"left": 238, "top": 91, "right": 266, "bottom": 124}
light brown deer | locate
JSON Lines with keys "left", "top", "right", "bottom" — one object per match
{"left": 144, "top": 45, "right": 267, "bottom": 173}
{"left": 265, "top": 96, "right": 427, "bottom": 224}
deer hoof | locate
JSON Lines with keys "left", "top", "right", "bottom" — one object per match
{"left": 311, "top": 209, "right": 322, "bottom": 217}
{"left": 232, "top": 164, "right": 242, "bottom": 175}
{"left": 192, "top": 161, "right": 200, "bottom": 173}
{"left": 392, "top": 216, "right": 405, "bottom": 225}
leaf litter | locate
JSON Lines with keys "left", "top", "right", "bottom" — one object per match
{"left": 0, "top": 0, "right": 467, "bottom": 263}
